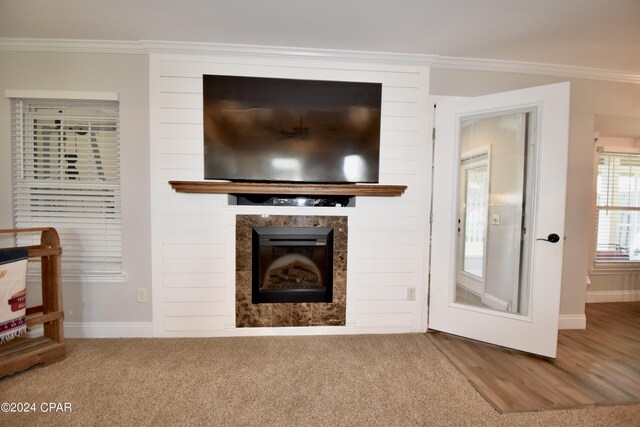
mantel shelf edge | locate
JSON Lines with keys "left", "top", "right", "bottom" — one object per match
{"left": 168, "top": 181, "right": 407, "bottom": 197}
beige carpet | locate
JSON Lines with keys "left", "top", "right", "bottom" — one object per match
{"left": 1, "top": 334, "right": 638, "bottom": 426}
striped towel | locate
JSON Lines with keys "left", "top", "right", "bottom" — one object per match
{"left": 0, "top": 247, "right": 28, "bottom": 344}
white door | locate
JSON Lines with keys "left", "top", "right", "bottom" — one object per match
{"left": 429, "top": 82, "right": 570, "bottom": 358}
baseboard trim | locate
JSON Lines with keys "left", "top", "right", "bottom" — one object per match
{"left": 64, "top": 322, "right": 154, "bottom": 338}
{"left": 586, "top": 290, "right": 640, "bottom": 303}
{"left": 558, "top": 314, "right": 586, "bottom": 330}
{"left": 481, "top": 293, "right": 509, "bottom": 312}
{"left": 157, "top": 326, "right": 412, "bottom": 338}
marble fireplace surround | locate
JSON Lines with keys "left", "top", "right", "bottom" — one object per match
{"left": 236, "top": 215, "right": 347, "bottom": 327}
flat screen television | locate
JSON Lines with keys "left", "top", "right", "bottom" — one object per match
{"left": 203, "top": 75, "right": 382, "bottom": 183}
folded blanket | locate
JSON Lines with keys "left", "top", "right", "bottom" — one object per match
{"left": 0, "top": 247, "right": 28, "bottom": 344}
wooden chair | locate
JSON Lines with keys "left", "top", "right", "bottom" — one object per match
{"left": 0, "top": 227, "right": 66, "bottom": 377}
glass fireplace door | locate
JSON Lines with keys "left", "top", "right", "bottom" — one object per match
{"left": 252, "top": 227, "right": 334, "bottom": 304}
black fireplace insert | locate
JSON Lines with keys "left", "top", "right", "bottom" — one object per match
{"left": 252, "top": 226, "right": 334, "bottom": 304}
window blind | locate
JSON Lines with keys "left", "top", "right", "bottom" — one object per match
{"left": 595, "top": 151, "right": 640, "bottom": 264}
{"left": 11, "top": 99, "right": 122, "bottom": 275}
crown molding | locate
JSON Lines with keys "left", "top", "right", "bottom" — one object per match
{"left": 432, "top": 56, "right": 640, "bottom": 85}
{"left": 0, "top": 37, "right": 144, "bottom": 54}
{"left": 140, "top": 40, "right": 438, "bottom": 66}
{"left": 0, "top": 37, "right": 438, "bottom": 66}
{"left": 1, "top": 38, "right": 638, "bottom": 84}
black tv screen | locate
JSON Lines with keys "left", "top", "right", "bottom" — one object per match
{"left": 203, "top": 75, "right": 381, "bottom": 183}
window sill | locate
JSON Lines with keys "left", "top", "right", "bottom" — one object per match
{"left": 590, "top": 265, "right": 640, "bottom": 275}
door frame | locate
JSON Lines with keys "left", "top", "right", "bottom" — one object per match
{"left": 421, "top": 95, "right": 461, "bottom": 332}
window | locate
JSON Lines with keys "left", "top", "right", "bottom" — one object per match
{"left": 594, "top": 150, "right": 640, "bottom": 269}
{"left": 461, "top": 154, "right": 489, "bottom": 279}
{"left": 10, "top": 97, "right": 123, "bottom": 279}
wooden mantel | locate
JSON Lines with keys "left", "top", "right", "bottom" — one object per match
{"left": 169, "top": 181, "right": 407, "bottom": 197}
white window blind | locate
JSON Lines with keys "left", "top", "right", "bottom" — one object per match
{"left": 594, "top": 151, "right": 640, "bottom": 265}
{"left": 10, "top": 98, "right": 122, "bottom": 276}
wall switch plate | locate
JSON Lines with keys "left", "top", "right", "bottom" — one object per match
{"left": 407, "top": 287, "right": 416, "bottom": 301}
{"left": 137, "top": 288, "right": 147, "bottom": 303}
{"left": 491, "top": 214, "right": 500, "bottom": 225}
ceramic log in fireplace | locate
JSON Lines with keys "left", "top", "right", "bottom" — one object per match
{"left": 252, "top": 227, "right": 333, "bottom": 304}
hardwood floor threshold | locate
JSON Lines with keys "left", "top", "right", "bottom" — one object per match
{"left": 426, "top": 303, "right": 640, "bottom": 415}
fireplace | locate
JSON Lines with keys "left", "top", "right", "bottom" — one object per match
{"left": 236, "top": 215, "right": 346, "bottom": 328}
{"left": 252, "top": 227, "right": 333, "bottom": 304}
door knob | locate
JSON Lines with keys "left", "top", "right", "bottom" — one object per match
{"left": 537, "top": 233, "right": 560, "bottom": 243}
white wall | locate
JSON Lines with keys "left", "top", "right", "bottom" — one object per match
{"left": 150, "top": 53, "right": 430, "bottom": 336}
{"left": 0, "top": 51, "right": 152, "bottom": 335}
{"left": 430, "top": 68, "right": 640, "bottom": 318}
{"left": 3, "top": 47, "right": 637, "bottom": 336}
{"left": 588, "top": 135, "right": 640, "bottom": 301}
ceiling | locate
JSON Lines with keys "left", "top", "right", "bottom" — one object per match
{"left": 1, "top": 0, "right": 639, "bottom": 73}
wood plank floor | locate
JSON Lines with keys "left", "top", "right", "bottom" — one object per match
{"left": 428, "top": 302, "right": 640, "bottom": 413}
{"left": 455, "top": 285, "right": 490, "bottom": 309}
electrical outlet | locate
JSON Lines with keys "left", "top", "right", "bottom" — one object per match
{"left": 137, "top": 288, "right": 147, "bottom": 303}
{"left": 407, "top": 287, "right": 416, "bottom": 301}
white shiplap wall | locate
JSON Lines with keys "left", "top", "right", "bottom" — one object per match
{"left": 150, "top": 52, "right": 431, "bottom": 337}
